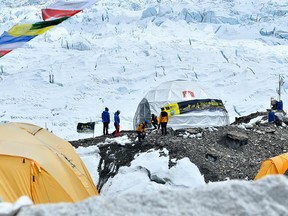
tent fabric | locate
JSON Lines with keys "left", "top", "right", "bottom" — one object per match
{"left": 0, "top": 122, "right": 98, "bottom": 204}
{"left": 133, "top": 80, "right": 229, "bottom": 129}
{"left": 254, "top": 153, "right": 288, "bottom": 180}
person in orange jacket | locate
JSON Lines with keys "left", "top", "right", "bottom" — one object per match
{"left": 136, "top": 120, "right": 148, "bottom": 144}
{"left": 159, "top": 107, "right": 168, "bottom": 135}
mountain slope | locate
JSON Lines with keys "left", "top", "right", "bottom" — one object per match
{"left": 0, "top": 0, "right": 287, "bottom": 140}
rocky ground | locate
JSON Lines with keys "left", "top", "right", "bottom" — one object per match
{"left": 70, "top": 111, "right": 288, "bottom": 192}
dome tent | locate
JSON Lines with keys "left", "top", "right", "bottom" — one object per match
{"left": 254, "top": 153, "right": 288, "bottom": 180}
{"left": 0, "top": 122, "right": 98, "bottom": 204}
{"left": 133, "top": 80, "right": 229, "bottom": 129}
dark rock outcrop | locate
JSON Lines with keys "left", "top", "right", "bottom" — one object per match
{"left": 70, "top": 113, "right": 288, "bottom": 192}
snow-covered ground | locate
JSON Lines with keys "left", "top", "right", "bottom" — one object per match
{"left": 15, "top": 175, "right": 288, "bottom": 216}
{"left": 1, "top": 0, "right": 288, "bottom": 215}
{"left": 1, "top": 0, "right": 288, "bottom": 141}
{"left": 76, "top": 136, "right": 206, "bottom": 195}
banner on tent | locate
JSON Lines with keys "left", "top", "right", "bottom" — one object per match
{"left": 163, "top": 99, "right": 227, "bottom": 116}
{"left": 77, "top": 122, "right": 95, "bottom": 133}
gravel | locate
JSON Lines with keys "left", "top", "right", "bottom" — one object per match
{"left": 70, "top": 111, "right": 288, "bottom": 191}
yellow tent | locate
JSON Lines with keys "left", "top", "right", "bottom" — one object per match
{"left": 0, "top": 122, "right": 98, "bottom": 204}
{"left": 254, "top": 153, "right": 288, "bottom": 180}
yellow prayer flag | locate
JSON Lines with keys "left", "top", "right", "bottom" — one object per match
{"left": 8, "top": 24, "right": 54, "bottom": 37}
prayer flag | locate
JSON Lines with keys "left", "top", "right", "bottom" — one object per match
{"left": 8, "top": 17, "right": 69, "bottom": 37}
{"left": 42, "top": 0, "right": 97, "bottom": 20}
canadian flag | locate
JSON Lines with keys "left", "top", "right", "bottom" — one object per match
{"left": 182, "top": 90, "right": 195, "bottom": 98}
{"left": 42, "top": 0, "right": 97, "bottom": 21}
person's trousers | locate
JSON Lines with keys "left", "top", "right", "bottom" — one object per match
{"left": 152, "top": 122, "right": 158, "bottom": 129}
{"left": 137, "top": 132, "right": 146, "bottom": 143}
{"left": 137, "top": 132, "right": 142, "bottom": 143}
{"left": 103, "top": 122, "right": 109, "bottom": 135}
{"left": 160, "top": 122, "right": 167, "bottom": 135}
{"left": 113, "top": 123, "right": 120, "bottom": 137}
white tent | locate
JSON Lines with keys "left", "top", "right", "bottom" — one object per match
{"left": 133, "top": 80, "right": 229, "bottom": 129}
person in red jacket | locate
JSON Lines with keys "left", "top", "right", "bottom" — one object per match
{"left": 159, "top": 107, "right": 168, "bottom": 135}
{"left": 112, "top": 110, "right": 120, "bottom": 137}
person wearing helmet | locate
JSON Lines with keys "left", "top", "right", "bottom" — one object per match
{"left": 136, "top": 120, "right": 148, "bottom": 144}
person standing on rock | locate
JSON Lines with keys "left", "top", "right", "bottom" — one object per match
{"left": 136, "top": 120, "right": 148, "bottom": 144}
{"left": 150, "top": 114, "right": 159, "bottom": 129}
{"left": 101, "top": 107, "right": 110, "bottom": 135}
{"left": 159, "top": 107, "right": 168, "bottom": 135}
{"left": 112, "top": 110, "right": 120, "bottom": 137}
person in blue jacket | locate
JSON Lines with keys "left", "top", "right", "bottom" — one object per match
{"left": 101, "top": 107, "right": 110, "bottom": 135}
{"left": 112, "top": 110, "right": 120, "bottom": 137}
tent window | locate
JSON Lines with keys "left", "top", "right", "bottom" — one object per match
{"left": 140, "top": 101, "right": 151, "bottom": 123}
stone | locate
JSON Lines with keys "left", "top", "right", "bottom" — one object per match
{"left": 70, "top": 111, "right": 288, "bottom": 187}
{"left": 225, "top": 131, "right": 248, "bottom": 149}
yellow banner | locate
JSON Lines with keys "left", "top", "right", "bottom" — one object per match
{"left": 8, "top": 24, "right": 54, "bottom": 37}
{"left": 163, "top": 99, "right": 226, "bottom": 117}
{"left": 163, "top": 103, "right": 180, "bottom": 116}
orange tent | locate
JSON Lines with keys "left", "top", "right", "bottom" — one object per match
{"left": 254, "top": 153, "right": 288, "bottom": 180}
{"left": 0, "top": 122, "right": 98, "bottom": 204}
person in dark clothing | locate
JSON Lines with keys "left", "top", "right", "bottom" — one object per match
{"left": 271, "top": 99, "right": 278, "bottom": 110}
{"left": 101, "top": 107, "right": 110, "bottom": 135}
{"left": 159, "top": 107, "right": 168, "bottom": 135}
{"left": 150, "top": 114, "right": 159, "bottom": 129}
{"left": 136, "top": 120, "right": 148, "bottom": 144}
{"left": 112, "top": 110, "right": 120, "bottom": 137}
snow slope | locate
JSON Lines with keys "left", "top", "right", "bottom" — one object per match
{"left": 1, "top": 1, "right": 288, "bottom": 214}
{"left": 16, "top": 175, "right": 288, "bottom": 216}
{"left": 0, "top": 0, "right": 288, "bottom": 141}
